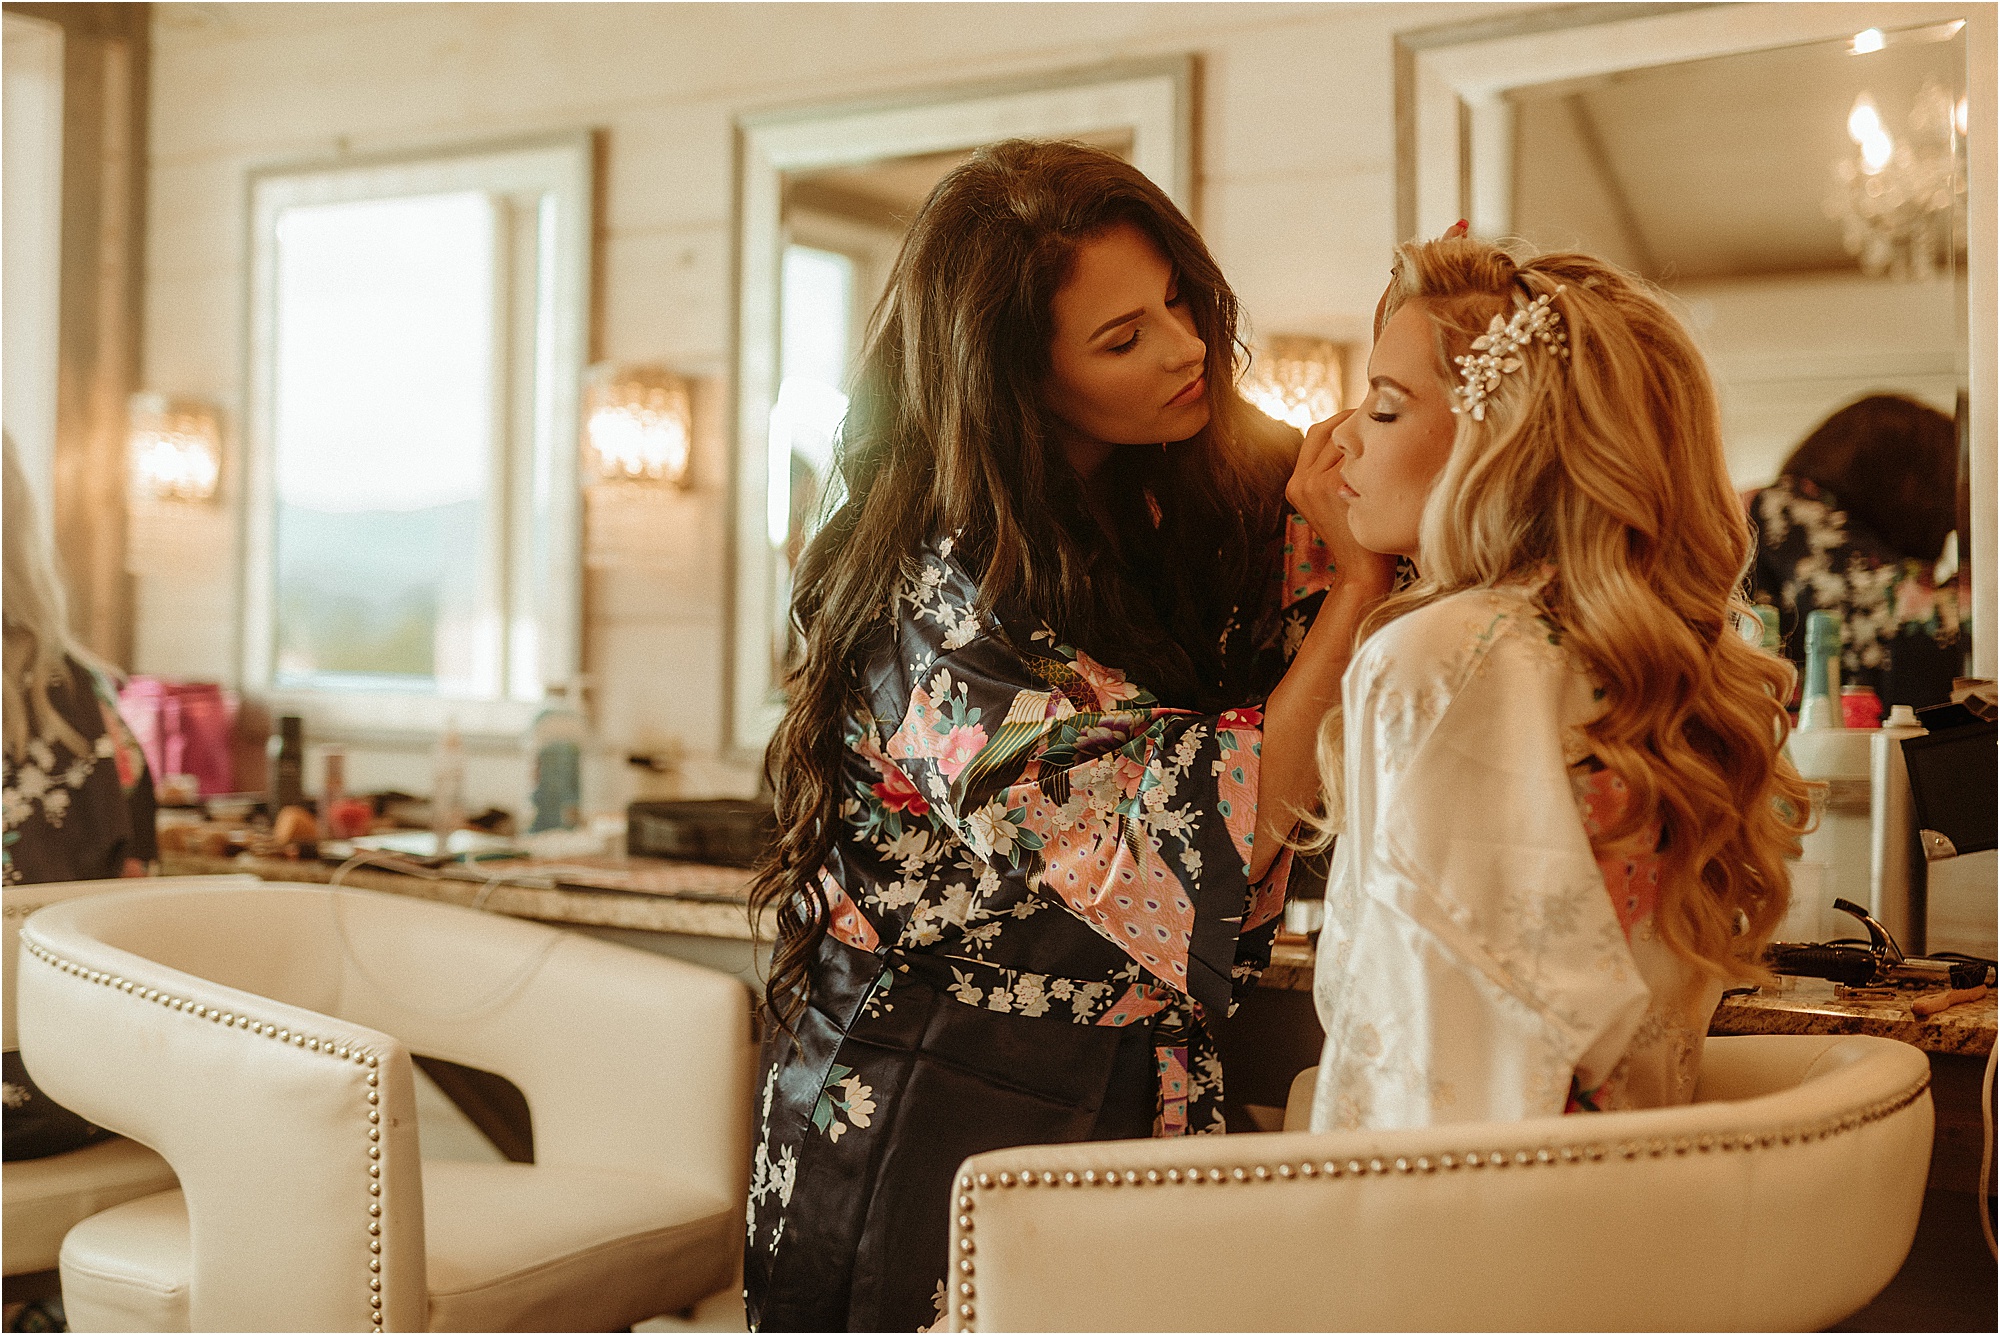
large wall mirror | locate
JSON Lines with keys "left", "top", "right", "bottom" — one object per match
{"left": 1400, "top": 1, "right": 1995, "bottom": 678}
{"left": 729, "top": 58, "right": 1191, "bottom": 755}
{"left": 242, "top": 133, "right": 592, "bottom": 740}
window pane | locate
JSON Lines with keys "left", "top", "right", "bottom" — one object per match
{"left": 770, "top": 244, "right": 854, "bottom": 679}
{"left": 271, "top": 191, "right": 498, "bottom": 694}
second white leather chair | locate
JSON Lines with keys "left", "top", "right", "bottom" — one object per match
{"left": 2, "top": 878, "right": 254, "bottom": 1296}
{"left": 15, "top": 879, "right": 754, "bottom": 1332}
{"left": 946, "top": 1033, "right": 1933, "bottom": 1332}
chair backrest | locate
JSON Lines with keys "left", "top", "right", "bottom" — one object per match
{"left": 23, "top": 880, "right": 752, "bottom": 1188}
{"left": 16, "top": 879, "right": 424, "bottom": 1331}
{"left": 2, "top": 875, "right": 257, "bottom": 1052}
{"left": 949, "top": 1033, "right": 1933, "bottom": 1332}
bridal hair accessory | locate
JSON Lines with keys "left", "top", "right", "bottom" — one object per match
{"left": 1451, "top": 287, "right": 1568, "bottom": 421}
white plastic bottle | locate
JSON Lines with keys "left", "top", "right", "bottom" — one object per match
{"left": 1869, "top": 704, "right": 1929, "bottom": 955}
{"left": 432, "top": 718, "right": 466, "bottom": 856}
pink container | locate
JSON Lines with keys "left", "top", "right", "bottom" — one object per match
{"left": 118, "top": 677, "right": 238, "bottom": 797}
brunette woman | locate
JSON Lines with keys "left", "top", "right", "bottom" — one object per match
{"left": 1748, "top": 394, "right": 1964, "bottom": 709}
{"left": 743, "top": 140, "right": 1385, "bottom": 1330}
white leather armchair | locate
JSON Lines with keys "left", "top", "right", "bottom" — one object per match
{"left": 14, "top": 879, "right": 754, "bottom": 1332}
{"left": 946, "top": 1034, "right": 1933, "bottom": 1332}
{"left": 3, "top": 878, "right": 250, "bottom": 1291}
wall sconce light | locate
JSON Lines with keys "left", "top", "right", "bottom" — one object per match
{"left": 584, "top": 364, "right": 693, "bottom": 486}
{"left": 127, "top": 393, "right": 221, "bottom": 502}
{"left": 1240, "top": 336, "right": 1346, "bottom": 432}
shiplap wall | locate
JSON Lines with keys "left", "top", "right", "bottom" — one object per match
{"left": 135, "top": 0, "right": 1496, "bottom": 816}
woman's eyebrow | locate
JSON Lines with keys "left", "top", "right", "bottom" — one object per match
{"left": 1370, "top": 375, "right": 1414, "bottom": 397}
{"left": 1089, "top": 308, "right": 1145, "bottom": 341}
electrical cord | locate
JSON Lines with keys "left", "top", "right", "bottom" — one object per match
{"left": 324, "top": 849, "right": 563, "bottom": 1020}
{"left": 1983, "top": 1042, "right": 1996, "bottom": 1260}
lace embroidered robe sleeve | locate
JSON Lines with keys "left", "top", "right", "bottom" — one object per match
{"left": 1310, "top": 588, "right": 1657, "bottom": 1131}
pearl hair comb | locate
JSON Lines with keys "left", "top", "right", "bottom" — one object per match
{"left": 1450, "top": 288, "right": 1568, "bottom": 422}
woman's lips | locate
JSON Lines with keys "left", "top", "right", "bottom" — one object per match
{"left": 1338, "top": 482, "right": 1360, "bottom": 501}
{"left": 1166, "top": 374, "right": 1205, "bottom": 408}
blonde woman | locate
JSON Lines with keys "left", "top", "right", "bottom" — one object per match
{"left": 3, "top": 432, "right": 155, "bottom": 1159}
{"left": 1296, "top": 238, "right": 1810, "bottom": 1131}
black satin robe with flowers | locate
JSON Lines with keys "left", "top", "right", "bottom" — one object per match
{"left": 744, "top": 517, "right": 1334, "bottom": 1332}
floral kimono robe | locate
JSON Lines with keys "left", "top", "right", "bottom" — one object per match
{"left": 746, "top": 518, "right": 1332, "bottom": 1332}
{"left": 1750, "top": 474, "right": 1963, "bottom": 709}
{"left": 4, "top": 656, "right": 155, "bottom": 1162}
{"left": 1310, "top": 586, "right": 1722, "bottom": 1132}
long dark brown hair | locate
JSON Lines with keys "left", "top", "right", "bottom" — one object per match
{"left": 751, "top": 139, "right": 1293, "bottom": 1031}
{"left": 1781, "top": 393, "right": 1957, "bottom": 563}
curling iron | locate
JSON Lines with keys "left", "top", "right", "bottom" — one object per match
{"left": 1767, "top": 898, "right": 1988, "bottom": 990}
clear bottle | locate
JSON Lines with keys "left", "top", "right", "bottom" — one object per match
{"left": 1755, "top": 605, "right": 1782, "bottom": 654}
{"left": 527, "top": 686, "right": 587, "bottom": 834}
{"left": 1797, "top": 609, "right": 1844, "bottom": 730}
{"left": 432, "top": 718, "right": 465, "bottom": 854}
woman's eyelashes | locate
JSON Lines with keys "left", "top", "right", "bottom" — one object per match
{"left": 1107, "top": 286, "right": 1182, "bottom": 355}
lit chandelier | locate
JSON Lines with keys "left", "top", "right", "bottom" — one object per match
{"left": 1825, "top": 74, "right": 1966, "bottom": 280}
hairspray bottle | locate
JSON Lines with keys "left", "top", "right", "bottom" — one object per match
{"left": 1869, "top": 704, "right": 1928, "bottom": 955}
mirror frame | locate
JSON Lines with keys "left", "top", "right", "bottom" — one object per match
{"left": 1396, "top": 1, "right": 1995, "bottom": 679}
{"left": 240, "top": 131, "right": 594, "bottom": 740}
{"left": 727, "top": 56, "right": 1195, "bottom": 757}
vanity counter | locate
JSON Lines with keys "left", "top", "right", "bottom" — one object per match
{"left": 1259, "top": 940, "right": 1994, "bottom": 1055}
{"left": 152, "top": 858, "right": 1998, "bottom": 1056}
{"left": 1708, "top": 974, "right": 1995, "bottom": 1056}
{"left": 159, "top": 849, "right": 773, "bottom": 941}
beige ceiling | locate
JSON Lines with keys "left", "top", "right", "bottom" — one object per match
{"left": 1510, "top": 19, "right": 1967, "bottom": 282}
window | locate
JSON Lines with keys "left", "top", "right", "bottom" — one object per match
{"left": 243, "top": 134, "right": 592, "bottom": 738}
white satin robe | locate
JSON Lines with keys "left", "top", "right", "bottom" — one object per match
{"left": 1310, "top": 586, "right": 1723, "bottom": 1132}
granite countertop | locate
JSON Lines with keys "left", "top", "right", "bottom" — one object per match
{"left": 152, "top": 858, "right": 1997, "bottom": 1055}
{"left": 159, "top": 850, "right": 772, "bottom": 941}
{"left": 1709, "top": 974, "right": 1995, "bottom": 1056}
{"left": 1260, "top": 939, "right": 1993, "bottom": 1056}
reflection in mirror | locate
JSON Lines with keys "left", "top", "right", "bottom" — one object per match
{"left": 767, "top": 129, "right": 1136, "bottom": 680}
{"left": 732, "top": 63, "right": 1187, "bottom": 752}
{"left": 1506, "top": 20, "right": 1967, "bottom": 491}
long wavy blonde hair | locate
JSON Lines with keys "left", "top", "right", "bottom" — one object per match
{"left": 4, "top": 432, "right": 106, "bottom": 763}
{"left": 1326, "top": 238, "right": 1810, "bottom": 983}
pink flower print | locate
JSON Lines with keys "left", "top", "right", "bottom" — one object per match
{"left": 1892, "top": 575, "right": 1936, "bottom": 627}
{"left": 1069, "top": 649, "right": 1141, "bottom": 709}
{"left": 936, "top": 724, "right": 988, "bottom": 780}
{"left": 1073, "top": 715, "right": 1147, "bottom": 761}
{"left": 871, "top": 767, "right": 930, "bottom": 816}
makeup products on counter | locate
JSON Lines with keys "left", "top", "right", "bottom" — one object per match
{"left": 432, "top": 720, "right": 465, "bottom": 849}
{"left": 268, "top": 715, "right": 305, "bottom": 814}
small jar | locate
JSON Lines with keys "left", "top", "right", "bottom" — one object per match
{"left": 1841, "top": 685, "right": 1884, "bottom": 730}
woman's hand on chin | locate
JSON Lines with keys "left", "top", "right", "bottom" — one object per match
{"left": 1287, "top": 410, "right": 1398, "bottom": 596}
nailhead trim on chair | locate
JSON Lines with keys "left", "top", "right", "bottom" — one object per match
{"left": 22, "top": 937, "right": 391, "bottom": 1330}
{"left": 948, "top": 1070, "right": 1931, "bottom": 1331}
